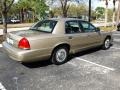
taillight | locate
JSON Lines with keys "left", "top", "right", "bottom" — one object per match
{"left": 18, "top": 37, "right": 30, "bottom": 49}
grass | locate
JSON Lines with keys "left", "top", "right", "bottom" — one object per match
{"left": 100, "top": 26, "right": 116, "bottom": 31}
{"left": 0, "top": 23, "right": 33, "bottom": 29}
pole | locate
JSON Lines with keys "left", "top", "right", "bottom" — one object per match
{"left": 88, "top": 0, "right": 91, "bottom": 22}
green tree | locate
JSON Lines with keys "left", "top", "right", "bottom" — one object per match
{"left": 34, "top": 0, "right": 48, "bottom": 20}
{"left": 108, "top": 9, "right": 113, "bottom": 21}
{"left": 68, "top": 4, "right": 88, "bottom": 17}
{"left": 17, "top": 0, "right": 48, "bottom": 21}
{"left": 95, "top": 7, "right": 105, "bottom": 19}
{"left": 17, "top": 0, "right": 31, "bottom": 22}
{"left": 0, "top": 0, "right": 14, "bottom": 38}
{"left": 52, "top": 4, "right": 88, "bottom": 18}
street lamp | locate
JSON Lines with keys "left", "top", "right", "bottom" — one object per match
{"left": 88, "top": 0, "right": 91, "bottom": 22}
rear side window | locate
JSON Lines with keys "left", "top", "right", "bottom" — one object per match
{"left": 30, "top": 20, "right": 57, "bottom": 33}
{"left": 65, "top": 21, "right": 82, "bottom": 34}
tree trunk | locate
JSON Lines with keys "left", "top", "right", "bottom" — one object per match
{"left": 116, "top": 0, "right": 120, "bottom": 26}
{"left": 105, "top": 4, "right": 108, "bottom": 27}
{"left": 112, "top": 11, "right": 115, "bottom": 27}
{"left": 2, "top": 12, "right": 7, "bottom": 40}
{"left": 32, "top": 11, "right": 35, "bottom": 22}
{"left": 20, "top": 8, "right": 24, "bottom": 23}
{"left": 63, "top": 11, "right": 67, "bottom": 17}
{"left": 112, "top": 0, "right": 116, "bottom": 27}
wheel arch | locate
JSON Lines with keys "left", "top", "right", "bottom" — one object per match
{"left": 105, "top": 35, "right": 111, "bottom": 40}
{"left": 52, "top": 43, "right": 70, "bottom": 54}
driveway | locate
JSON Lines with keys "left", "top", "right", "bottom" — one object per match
{"left": 0, "top": 31, "right": 120, "bottom": 90}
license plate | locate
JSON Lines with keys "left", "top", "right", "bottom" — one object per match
{"left": 7, "top": 38, "right": 14, "bottom": 45}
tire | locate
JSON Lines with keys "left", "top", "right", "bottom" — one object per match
{"left": 117, "top": 24, "right": 120, "bottom": 31}
{"left": 102, "top": 38, "right": 111, "bottom": 50}
{"left": 117, "top": 27, "right": 120, "bottom": 31}
{"left": 51, "top": 47, "right": 69, "bottom": 65}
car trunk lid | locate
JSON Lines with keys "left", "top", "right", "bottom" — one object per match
{"left": 6, "top": 30, "right": 49, "bottom": 48}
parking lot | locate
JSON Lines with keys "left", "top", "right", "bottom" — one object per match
{"left": 0, "top": 31, "right": 120, "bottom": 90}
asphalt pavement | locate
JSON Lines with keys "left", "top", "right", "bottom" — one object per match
{"left": 0, "top": 31, "right": 120, "bottom": 90}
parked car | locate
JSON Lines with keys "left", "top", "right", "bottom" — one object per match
{"left": 2, "top": 18, "right": 113, "bottom": 65}
{"left": 11, "top": 18, "right": 20, "bottom": 24}
{"left": 0, "top": 18, "right": 19, "bottom": 24}
{"left": 117, "top": 23, "right": 120, "bottom": 31}
{"left": 1, "top": 18, "right": 12, "bottom": 24}
{"left": 6, "top": 18, "right": 13, "bottom": 24}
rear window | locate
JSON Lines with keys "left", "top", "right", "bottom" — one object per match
{"left": 30, "top": 20, "right": 57, "bottom": 33}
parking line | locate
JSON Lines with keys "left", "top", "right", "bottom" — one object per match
{"left": 0, "top": 82, "right": 7, "bottom": 90}
{"left": 76, "top": 57, "right": 115, "bottom": 71}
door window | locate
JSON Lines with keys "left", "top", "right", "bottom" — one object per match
{"left": 65, "top": 21, "right": 81, "bottom": 34}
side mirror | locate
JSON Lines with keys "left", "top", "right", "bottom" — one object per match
{"left": 96, "top": 27, "right": 100, "bottom": 32}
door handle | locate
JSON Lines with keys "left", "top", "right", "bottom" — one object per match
{"left": 68, "top": 36, "right": 73, "bottom": 39}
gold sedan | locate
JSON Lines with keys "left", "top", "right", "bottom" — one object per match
{"left": 2, "top": 18, "right": 113, "bottom": 65}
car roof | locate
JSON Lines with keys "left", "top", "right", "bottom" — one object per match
{"left": 49, "top": 18, "right": 87, "bottom": 22}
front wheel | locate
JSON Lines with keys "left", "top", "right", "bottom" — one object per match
{"left": 102, "top": 38, "right": 111, "bottom": 50}
{"left": 51, "top": 47, "right": 68, "bottom": 65}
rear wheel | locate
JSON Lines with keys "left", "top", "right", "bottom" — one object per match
{"left": 51, "top": 47, "right": 69, "bottom": 65}
{"left": 117, "top": 24, "right": 120, "bottom": 31}
{"left": 102, "top": 38, "right": 111, "bottom": 50}
{"left": 117, "top": 27, "right": 120, "bottom": 31}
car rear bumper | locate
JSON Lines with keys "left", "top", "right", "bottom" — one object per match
{"left": 2, "top": 42, "right": 51, "bottom": 62}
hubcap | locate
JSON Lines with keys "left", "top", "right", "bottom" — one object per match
{"left": 56, "top": 49, "right": 67, "bottom": 62}
{"left": 105, "top": 39, "right": 110, "bottom": 48}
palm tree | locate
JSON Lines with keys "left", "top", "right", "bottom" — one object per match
{"left": 104, "top": 0, "right": 108, "bottom": 27}
{"left": 100, "top": 0, "right": 111, "bottom": 27}
{"left": 116, "top": 0, "right": 120, "bottom": 25}
{"left": 112, "top": 0, "right": 116, "bottom": 26}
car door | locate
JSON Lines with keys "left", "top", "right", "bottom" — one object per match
{"left": 79, "top": 21, "right": 102, "bottom": 47}
{"left": 65, "top": 20, "right": 92, "bottom": 53}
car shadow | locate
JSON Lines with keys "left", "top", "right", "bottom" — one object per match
{"left": 22, "top": 47, "right": 101, "bottom": 68}
{"left": 22, "top": 59, "right": 52, "bottom": 68}
{"left": 66, "top": 47, "right": 102, "bottom": 63}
